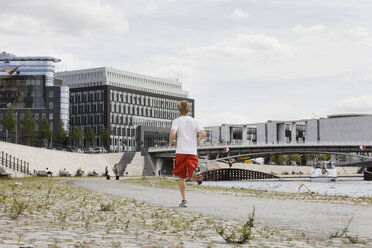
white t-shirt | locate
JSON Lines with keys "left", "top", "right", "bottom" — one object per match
{"left": 171, "top": 115, "right": 204, "bottom": 155}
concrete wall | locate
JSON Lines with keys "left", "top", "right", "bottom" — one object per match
{"left": 0, "top": 141, "right": 123, "bottom": 176}
{"left": 319, "top": 116, "right": 372, "bottom": 142}
{"left": 267, "top": 122, "right": 277, "bottom": 144}
{"left": 306, "top": 119, "right": 318, "bottom": 142}
{"left": 256, "top": 123, "right": 266, "bottom": 143}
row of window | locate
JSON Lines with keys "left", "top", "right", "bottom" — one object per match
{"left": 110, "top": 90, "right": 182, "bottom": 110}
{"left": 70, "top": 102, "right": 105, "bottom": 114}
{"left": 107, "top": 71, "right": 181, "bottom": 90}
{"left": 0, "top": 113, "right": 53, "bottom": 121}
{"left": 111, "top": 126, "right": 136, "bottom": 137}
{"left": 109, "top": 82, "right": 188, "bottom": 98}
{"left": 71, "top": 91, "right": 104, "bottom": 103}
{"left": 110, "top": 104, "right": 178, "bottom": 120}
{"left": 71, "top": 114, "right": 104, "bottom": 125}
{"left": 59, "top": 71, "right": 104, "bottom": 81}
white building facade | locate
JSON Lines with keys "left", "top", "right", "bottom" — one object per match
{"left": 56, "top": 67, "right": 193, "bottom": 152}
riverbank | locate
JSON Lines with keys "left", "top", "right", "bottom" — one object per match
{"left": 0, "top": 177, "right": 371, "bottom": 247}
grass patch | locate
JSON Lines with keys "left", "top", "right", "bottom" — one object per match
{"left": 122, "top": 177, "right": 372, "bottom": 205}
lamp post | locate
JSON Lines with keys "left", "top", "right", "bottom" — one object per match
{"left": 50, "top": 121, "right": 53, "bottom": 149}
{"left": 15, "top": 112, "right": 17, "bottom": 144}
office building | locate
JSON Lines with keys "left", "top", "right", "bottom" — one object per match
{"left": 204, "top": 114, "right": 372, "bottom": 146}
{"left": 0, "top": 52, "right": 69, "bottom": 138}
{"left": 56, "top": 67, "right": 193, "bottom": 152}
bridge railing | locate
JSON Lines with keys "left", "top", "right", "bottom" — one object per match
{"left": 148, "top": 140, "right": 372, "bottom": 152}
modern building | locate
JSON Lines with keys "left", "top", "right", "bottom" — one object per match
{"left": 0, "top": 52, "right": 69, "bottom": 139}
{"left": 204, "top": 114, "right": 372, "bottom": 146}
{"left": 56, "top": 67, "right": 193, "bottom": 152}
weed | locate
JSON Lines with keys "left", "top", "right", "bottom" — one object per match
{"left": 100, "top": 202, "right": 114, "bottom": 211}
{"left": 215, "top": 207, "right": 255, "bottom": 244}
{"left": 330, "top": 216, "right": 367, "bottom": 244}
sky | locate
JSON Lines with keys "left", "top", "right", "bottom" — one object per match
{"left": 1, "top": 0, "right": 372, "bottom": 126}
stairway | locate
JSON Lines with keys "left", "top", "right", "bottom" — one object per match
{"left": 118, "top": 152, "right": 135, "bottom": 176}
{"left": 143, "top": 153, "right": 155, "bottom": 176}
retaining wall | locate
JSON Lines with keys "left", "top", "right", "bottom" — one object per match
{"left": 0, "top": 141, "right": 123, "bottom": 176}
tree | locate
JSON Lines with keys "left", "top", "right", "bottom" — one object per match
{"left": 319, "top": 154, "right": 331, "bottom": 161}
{"left": 54, "top": 121, "right": 66, "bottom": 144}
{"left": 272, "top": 154, "right": 285, "bottom": 165}
{"left": 85, "top": 126, "right": 95, "bottom": 147}
{"left": 71, "top": 126, "right": 83, "bottom": 147}
{"left": 100, "top": 126, "right": 110, "bottom": 148}
{"left": 20, "top": 110, "right": 36, "bottom": 141}
{"left": 1, "top": 106, "right": 16, "bottom": 140}
{"left": 39, "top": 116, "right": 51, "bottom": 140}
{"left": 289, "top": 154, "right": 301, "bottom": 164}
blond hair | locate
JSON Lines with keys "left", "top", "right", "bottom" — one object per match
{"left": 178, "top": 100, "right": 190, "bottom": 115}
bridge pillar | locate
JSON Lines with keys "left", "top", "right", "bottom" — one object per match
{"left": 155, "top": 158, "right": 166, "bottom": 177}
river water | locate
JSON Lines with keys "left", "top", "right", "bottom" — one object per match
{"left": 202, "top": 177, "right": 372, "bottom": 197}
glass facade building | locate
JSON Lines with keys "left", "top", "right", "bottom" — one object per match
{"left": 0, "top": 52, "right": 68, "bottom": 138}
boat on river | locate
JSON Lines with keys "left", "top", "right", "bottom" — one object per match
{"left": 310, "top": 161, "right": 337, "bottom": 181}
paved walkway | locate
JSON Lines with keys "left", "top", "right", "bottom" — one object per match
{"left": 73, "top": 178, "right": 372, "bottom": 240}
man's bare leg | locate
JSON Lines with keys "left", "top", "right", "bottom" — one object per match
{"left": 178, "top": 177, "right": 186, "bottom": 200}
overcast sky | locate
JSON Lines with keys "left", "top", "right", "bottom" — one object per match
{"left": 1, "top": 0, "right": 372, "bottom": 126}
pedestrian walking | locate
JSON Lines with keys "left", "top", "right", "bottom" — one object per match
{"left": 169, "top": 100, "right": 206, "bottom": 207}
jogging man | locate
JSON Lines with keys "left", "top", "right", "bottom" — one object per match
{"left": 169, "top": 100, "right": 206, "bottom": 207}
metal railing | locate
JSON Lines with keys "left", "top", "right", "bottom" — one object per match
{"left": 0, "top": 151, "right": 30, "bottom": 175}
{"left": 148, "top": 140, "right": 372, "bottom": 152}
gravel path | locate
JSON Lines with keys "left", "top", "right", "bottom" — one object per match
{"left": 73, "top": 178, "right": 372, "bottom": 240}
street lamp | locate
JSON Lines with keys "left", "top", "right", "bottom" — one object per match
{"left": 15, "top": 112, "right": 17, "bottom": 144}
{"left": 50, "top": 121, "right": 53, "bottom": 149}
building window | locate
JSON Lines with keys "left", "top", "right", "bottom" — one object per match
{"left": 34, "top": 113, "right": 39, "bottom": 120}
{"left": 49, "top": 113, "right": 53, "bottom": 120}
{"left": 49, "top": 91, "right": 54, "bottom": 98}
{"left": 49, "top": 102, "right": 53, "bottom": 109}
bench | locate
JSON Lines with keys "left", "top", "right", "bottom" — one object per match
{"left": 59, "top": 170, "right": 72, "bottom": 177}
{"left": 0, "top": 168, "right": 11, "bottom": 179}
{"left": 35, "top": 170, "right": 53, "bottom": 177}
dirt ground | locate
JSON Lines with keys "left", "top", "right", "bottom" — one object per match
{"left": 0, "top": 177, "right": 370, "bottom": 247}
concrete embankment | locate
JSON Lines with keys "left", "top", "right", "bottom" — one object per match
{"left": 0, "top": 141, "right": 123, "bottom": 175}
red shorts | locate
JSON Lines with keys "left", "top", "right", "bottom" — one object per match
{"left": 172, "top": 154, "right": 198, "bottom": 179}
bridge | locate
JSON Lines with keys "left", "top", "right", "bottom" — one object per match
{"left": 147, "top": 141, "right": 372, "bottom": 180}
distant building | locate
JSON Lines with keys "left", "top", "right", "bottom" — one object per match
{"left": 56, "top": 67, "right": 193, "bottom": 152}
{"left": 0, "top": 52, "right": 69, "bottom": 138}
{"left": 204, "top": 114, "right": 372, "bottom": 146}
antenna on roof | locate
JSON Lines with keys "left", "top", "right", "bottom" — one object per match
{"left": 312, "top": 112, "right": 320, "bottom": 119}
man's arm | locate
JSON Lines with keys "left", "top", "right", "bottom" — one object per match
{"left": 169, "top": 129, "right": 177, "bottom": 147}
{"left": 197, "top": 129, "right": 206, "bottom": 143}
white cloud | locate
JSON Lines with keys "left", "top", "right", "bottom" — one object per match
{"left": 55, "top": 53, "right": 94, "bottom": 71}
{"left": 153, "top": 65, "right": 193, "bottom": 81}
{"left": 231, "top": 9, "right": 251, "bottom": 20}
{"left": 0, "top": 0, "right": 129, "bottom": 36}
{"left": 359, "top": 74, "right": 372, "bottom": 83}
{"left": 348, "top": 26, "right": 369, "bottom": 39}
{"left": 333, "top": 95, "right": 372, "bottom": 112}
{"left": 0, "top": 15, "right": 45, "bottom": 36}
{"left": 143, "top": 3, "right": 159, "bottom": 16}
{"left": 188, "top": 34, "right": 298, "bottom": 59}
{"left": 292, "top": 24, "right": 327, "bottom": 33}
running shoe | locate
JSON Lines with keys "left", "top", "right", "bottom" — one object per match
{"left": 179, "top": 200, "right": 187, "bottom": 208}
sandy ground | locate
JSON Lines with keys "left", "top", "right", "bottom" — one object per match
{"left": 0, "top": 177, "right": 370, "bottom": 247}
